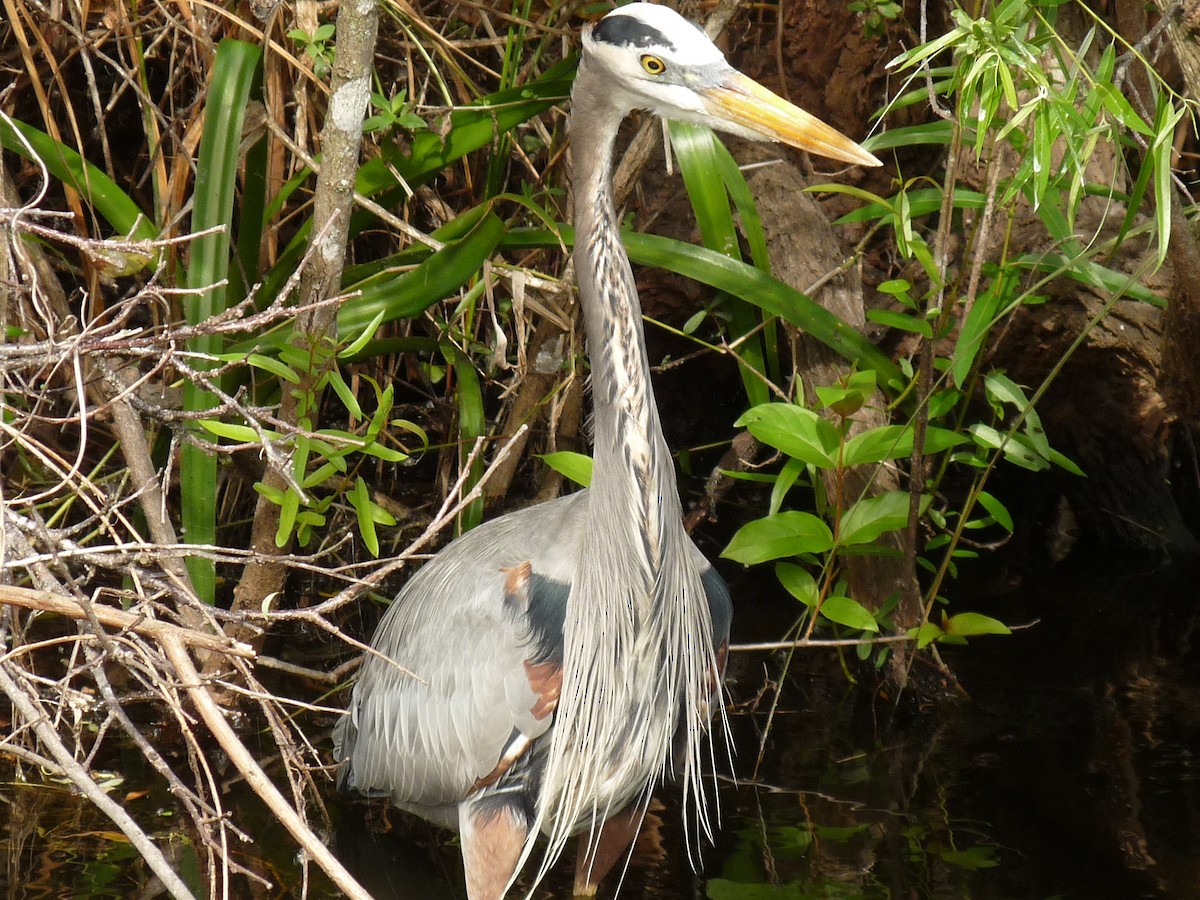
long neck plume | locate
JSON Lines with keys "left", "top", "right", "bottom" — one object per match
{"left": 522, "top": 61, "right": 720, "bottom": 888}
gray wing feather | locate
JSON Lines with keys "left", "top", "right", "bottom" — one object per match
{"left": 336, "top": 492, "right": 588, "bottom": 808}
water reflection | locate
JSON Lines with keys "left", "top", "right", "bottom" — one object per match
{"left": 2, "top": 561, "right": 1197, "bottom": 898}
{"left": 331, "top": 559, "right": 1200, "bottom": 899}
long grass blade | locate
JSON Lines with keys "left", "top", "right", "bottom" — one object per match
{"left": 181, "top": 39, "right": 262, "bottom": 603}
{"left": 670, "top": 121, "right": 770, "bottom": 406}
{"left": 0, "top": 116, "right": 155, "bottom": 240}
{"left": 504, "top": 228, "right": 904, "bottom": 390}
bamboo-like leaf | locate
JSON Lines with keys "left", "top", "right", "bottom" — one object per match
{"left": 1012, "top": 253, "right": 1163, "bottom": 307}
{"left": 350, "top": 477, "right": 385, "bottom": 557}
{"left": 340, "top": 210, "right": 506, "bottom": 338}
{"left": 539, "top": 451, "right": 594, "bottom": 487}
{"left": 976, "top": 490, "right": 1014, "bottom": 532}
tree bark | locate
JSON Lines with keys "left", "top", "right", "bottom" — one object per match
{"left": 747, "top": 160, "right": 924, "bottom": 686}
{"left": 222, "top": 0, "right": 380, "bottom": 667}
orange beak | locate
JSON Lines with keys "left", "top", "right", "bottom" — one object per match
{"left": 701, "top": 72, "right": 881, "bottom": 167}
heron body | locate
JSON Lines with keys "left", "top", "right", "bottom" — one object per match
{"left": 334, "top": 5, "right": 879, "bottom": 898}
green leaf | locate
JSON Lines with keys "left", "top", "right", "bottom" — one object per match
{"left": 945, "top": 612, "right": 1011, "bottom": 637}
{"left": 349, "top": 477, "right": 380, "bottom": 557}
{"left": 501, "top": 228, "right": 905, "bottom": 391}
{"left": 819, "top": 595, "right": 880, "bottom": 632}
{"left": 837, "top": 491, "right": 913, "bottom": 547}
{"left": 197, "top": 420, "right": 276, "bottom": 443}
{"left": 340, "top": 208, "right": 507, "bottom": 339}
{"left": 968, "top": 424, "right": 1048, "bottom": 471}
{"left": 722, "top": 512, "right": 835, "bottom": 564}
{"left": 983, "top": 371, "right": 1031, "bottom": 410}
{"left": 976, "top": 490, "right": 1014, "bottom": 532}
{"left": 448, "top": 347, "right": 486, "bottom": 533}
{"left": 671, "top": 120, "right": 771, "bottom": 406}
{"left": 952, "top": 274, "right": 1008, "bottom": 386}
{"left": 911, "top": 621, "right": 944, "bottom": 649}
{"left": 339, "top": 308, "right": 388, "bottom": 358}
{"left": 768, "top": 457, "right": 806, "bottom": 517}
{"left": 0, "top": 118, "right": 156, "bottom": 242}
{"left": 276, "top": 489, "right": 300, "bottom": 548}
{"left": 182, "top": 38, "right": 262, "bottom": 602}
{"left": 867, "top": 308, "right": 933, "bottom": 337}
{"left": 1013, "top": 252, "right": 1164, "bottom": 307}
{"left": 841, "top": 424, "right": 967, "bottom": 467}
{"left": 842, "top": 424, "right": 908, "bottom": 465}
{"left": 327, "top": 369, "right": 364, "bottom": 422}
{"left": 736, "top": 403, "right": 838, "bottom": 468}
{"left": 539, "top": 451, "right": 593, "bottom": 487}
{"left": 776, "top": 562, "right": 819, "bottom": 606}
{"left": 863, "top": 120, "right": 958, "bottom": 150}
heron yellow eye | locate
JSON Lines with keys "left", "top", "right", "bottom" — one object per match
{"left": 640, "top": 55, "right": 665, "bottom": 75}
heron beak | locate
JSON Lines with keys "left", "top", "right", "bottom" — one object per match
{"left": 701, "top": 72, "right": 881, "bottom": 167}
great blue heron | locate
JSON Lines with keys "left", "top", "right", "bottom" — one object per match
{"left": 334, "top": 4, "right": 879, "bottom": 898}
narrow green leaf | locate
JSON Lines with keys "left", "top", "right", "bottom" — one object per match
{"left": 276, "top": 489, "right": 300, "bottom": 548}
{"left": 976, "top": 490, "right": 1014, "bottom": 532}
{"left": 182, "top": 39, "right": 262, "bottom": 602}
{"left": 339, "top": 210, "right": 506, "bottom": 339}
{"left": 448, "top": 347, "right": 486, "bottom": 532}
{"left": 328, "top": 368, "right": 364, "bottom": 422}
{"left": 867, "top": 308, "right": 933, "bottom": 337}
{"left": 769, "top": 457, "right": 806, "bottom": 516}
{"left": 945, "top": 612, "right": 1011, "bottom": 637}
{"left": 862, "top": 120, "right": 957, "bottom": 150}
{"left": 501, "top": 228, "right": 905, "bottom": 391}
{"left": 968, "top": 424, "right": 1049, "bottom": 471}
{"left": 350, "top": 477, "right": 381, "bottom": 557}
{"left": 539, "top": 451, "right": 594, "bottom": 487}
{"left": 0, "top": 118, "right": 156, "bottom": 241}
{"left": 197, "top": 420, "right": 276, "bottom": 442}
{"left": 671, "top": 120, "right": 770, "bottom": 406}
{"left": 952, "top": 275, "right": 1007, "bottom": 386}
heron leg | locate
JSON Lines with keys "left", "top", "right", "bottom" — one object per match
{"left": 572, "top": 802, "right": 644, "bottom": 897}
{"left": 459, "top": 799, "right": 529, "bottom": 900}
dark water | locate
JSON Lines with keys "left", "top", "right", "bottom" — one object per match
{"left": 3, "top": 560, "right": 1198, "bottom": 898}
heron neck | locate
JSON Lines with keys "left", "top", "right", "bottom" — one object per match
{"left": 526, "top": 67, "right": 717, "bottom": 862}
{"left": 570, "top": 81, "right": 683, "bottom": 571}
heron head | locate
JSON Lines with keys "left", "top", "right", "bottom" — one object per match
{"left": 580, "top": 3, "right": 881, "bottom": 167}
